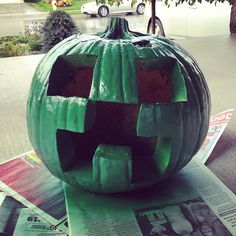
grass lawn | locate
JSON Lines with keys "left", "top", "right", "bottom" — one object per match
{"left": 0, "top": 34, "right": 43, "bottom": 57}
{"left": 25, "top": 0, "right": 90, "bottom": 13}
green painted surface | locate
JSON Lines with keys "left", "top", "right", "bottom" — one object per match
{"left": 93, "top": 144, "right": 132, "bottom": 192}
{"left": 27, "top": 17, "right": 210, "bottom": 193}
{"left": 154, "top": 137, "right": 172, "bottom": 176}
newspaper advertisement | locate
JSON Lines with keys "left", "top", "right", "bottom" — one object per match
{"left": 0, "top": 191, "right": 66, "bottom": 236}
{"left": 194, "top": 108, "right": 234, "bottom": 163}
{"left": 64, "top": 159, "right": 236, "bottom": 236}
{"left": 0, "top": 151, "right": 68, "bottom": 234}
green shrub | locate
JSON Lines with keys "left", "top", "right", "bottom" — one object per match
{"left": 0, "top": 22, "right": 44, "bottom": 57}
{"left": 25, "top": 22, "right": 43, "bottom": 39}
{"left": 28, "top": 38, "right": 43, "bottom": 51}
{"left": 0, "top": 42, "right": 30, "bottom": 57}
{"left": 42, "top": 10, "right": 79, "bottom": 52}
{"left": 13, "top": 35, "right": 29, "bottom": 44}
{"left": 25, "top": 22, "right": 43, "bottom": 52}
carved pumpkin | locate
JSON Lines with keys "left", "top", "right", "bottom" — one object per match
{"left": 27, "top": 17, "right": 210, "bottom": 193}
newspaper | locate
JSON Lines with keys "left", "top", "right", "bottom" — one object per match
{"left": 63, "top": 159, "right": 236, "bottom": 235}
{"left": 0, "top": 191, "right": 66, "bottom": 236}
{"left": 0, "top": 109, "right": 233, "bottom": 235}
{"left": 194, "top": 108, "right": 234, "bottom": 163}
{"left": 0, "top": 151, "right": 68, "bottom": 234}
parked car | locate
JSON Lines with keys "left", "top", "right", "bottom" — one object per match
{"left": 145, "top": 1, "right": 231, "bottom": 38}
{"left": 81, "top": 0, "right": 145, "bottom": 17}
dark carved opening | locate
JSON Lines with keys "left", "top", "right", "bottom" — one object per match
{"left": 47, "top": 54, "right": 96, "bottom": 98}
{"left": 137, "top": 57, "right": 187, "bottom": 103}
{"left": 57, "top": 102, "right": 157, "bottom": 174}
{"left": 137, "top": 65, "right": 171, "bottom": 104}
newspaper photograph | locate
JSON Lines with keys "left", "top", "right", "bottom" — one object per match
{"left": 0, "top": 151, "right": 68, "bottom": 234}
{"left": 194, "top": 108, "right": 234, "bottom": 163}
{"left": 64, "top": 159, "right": 236, "bottom": 235}
{"left": 135, "top": 197, "right": 230, "bottom": 236}
{"left": 0, "top": 191, "right": 67, "bottom": 236}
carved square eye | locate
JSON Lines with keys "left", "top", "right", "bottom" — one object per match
{"left": 61, "top": 66, "right": 93, "bottom": 98}
{"left": 137, "top": 58, "right": 187, "bottom": 104}
{"left": 47, "top": 55, "right": 97, "bottom": 98}
{"left": 137, "top": 59, "right": 172, "bottom": 104}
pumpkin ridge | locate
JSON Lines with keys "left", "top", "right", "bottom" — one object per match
{"left": 116, "top": 43, "right": 124, "bottom": 101}
{"left": 174, "top": 105, "right": 199, "bottom": 172}
{"left": 156, "top": 41, "right": 210, "bottom": 153}
{"left": 123, "top": 44, "right": 138, "bottom": 103}
{"left": 163, "top": 104, "right": 184, "bottom": 177}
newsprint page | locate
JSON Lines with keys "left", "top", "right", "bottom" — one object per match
{"left": 0, "top": 150, "right": 68, "bottom": 235}
{"left": 64, "top": 157, "right": 236, "bottom": 236}
{"left": 0, "top": 191, "right": 66, "bottom": 235}
{"left": 0, "top": 109, "right": 235, "bottom": 236}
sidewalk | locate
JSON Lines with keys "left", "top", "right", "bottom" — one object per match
{"left": 0, "top": 2, "right": 80, "bottom": 18}
{"left": 0, "top": 3, "right": 49, "bottom": 23}
{"left": 0, "top": 54, "right": 44, "bottom": 162}
{"left": 0, "top": 35, "right": 236, "bottom": 191}
{"left": 0, "top": 3, "right": 40, "bottom": 15}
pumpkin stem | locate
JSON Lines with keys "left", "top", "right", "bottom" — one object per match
{"left": 100, "top": 17, "right": 134, "bottom": 39}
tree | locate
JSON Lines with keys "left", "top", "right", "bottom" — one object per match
{"left": 97, "top": 0, "right": 236, "bottom": 34}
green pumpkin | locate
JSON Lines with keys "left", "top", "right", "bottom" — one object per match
{"left": 27, "top": 17, "right": 210, "bottom": 193}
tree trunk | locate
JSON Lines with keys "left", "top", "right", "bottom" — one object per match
{"left": 151, "top": 0, "right": 156, "bottom": 34}
{"left": 230, "top": 0, "right": 236, "bottom": 34}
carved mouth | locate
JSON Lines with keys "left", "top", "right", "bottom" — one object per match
{"left": 56, "top": 101, "right": 158, "bottom": 187}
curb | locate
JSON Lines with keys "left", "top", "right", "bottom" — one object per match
{"left": 0, "top": 12, "right": 48, "bottom": 17}
{"left": 0, "top": 10, "right": 83, "bottom": 21}
{"left": 0, "top": 10, "right": 82, "bottom": 16}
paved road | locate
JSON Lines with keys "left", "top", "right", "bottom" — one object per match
{"left": 0, "top": 3, "right": 149, "bottom": 36}
{"left": 0, "top": 14, "right": 148, "bottom": 36}
{"left": 0, "top": 3, "right": 39, "bottom": 14}
{"left": 0, "top": 3, "right": 45, "bottom": 36}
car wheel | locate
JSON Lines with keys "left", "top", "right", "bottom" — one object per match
{"left": 98, "top": 6, "right": 109, "bottom": 17}
{"left": 147, "top": 16, "right": 165, "bottom": 36}
{"left": 136, "top": 3, "right": 145, "bottom": 15}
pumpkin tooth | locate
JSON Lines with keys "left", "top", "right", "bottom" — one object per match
{"left": 92, "top": 144, "right": 132, "bottom": 192}
{"left": 137, "top": 103, "right": 181, "bottom": 138}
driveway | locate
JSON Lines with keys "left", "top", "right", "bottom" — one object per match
{"left": 0, "top": 3, "right": 48, "bottom": 36}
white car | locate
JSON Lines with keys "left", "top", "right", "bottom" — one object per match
{"left": 81, "top": 0, "right": 145, "bottom": 17}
